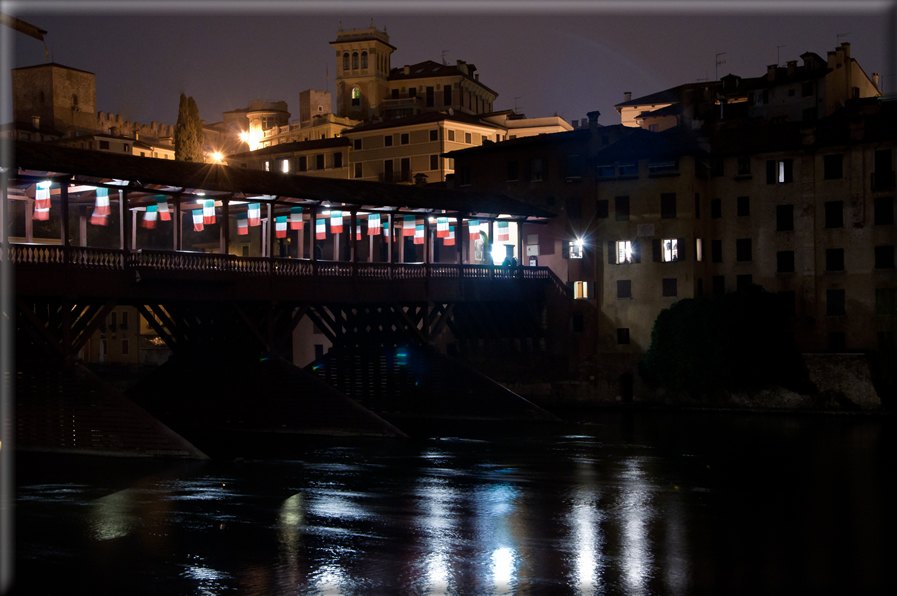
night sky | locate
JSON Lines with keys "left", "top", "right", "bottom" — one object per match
{"left": 3, "top": 2, "right": 893, "bottom": 133}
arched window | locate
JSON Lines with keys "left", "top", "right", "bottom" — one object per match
{"left": 343, "top": 53, "right": 350, "bottom": 71}
{"left": 351, "top": 87, "right": 361, "bottom": 107}
{"left": 361, "top": 51, "right": 368, "bottom": 69}
{"left": 352, "top": 52, "right": 359, "bottom": 69}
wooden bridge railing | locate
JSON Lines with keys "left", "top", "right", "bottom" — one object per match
{"left": 3, "top": 243, "right": 573, "bottom": 298}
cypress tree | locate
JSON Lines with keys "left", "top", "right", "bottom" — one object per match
{"left": 175, "top": 93, "right": 204, "bottom": 162}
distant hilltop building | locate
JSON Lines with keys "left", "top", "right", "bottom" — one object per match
{"left": 3, "top": 62, "right": 176, "bottom": 157}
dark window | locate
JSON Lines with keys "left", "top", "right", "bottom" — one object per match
{"left": 697, "top": 278, "right": 703, "bottom": 296}
{"left": 429, "top": 129, "right": 438, "bottom": 142}
{"left": 660, "top": 193, "right": 676, "bottom": 219}
{"left": 400, "top": 133, "right": 409, "bottom": 145}
{"left": 824, "top": 154, "right": 843, "bottom": 180}
{"left": 615, "top": 196, "right": 630, "bottom": 221}
{"left": 737, "top": 196, "right": 750, "bottom": 216}
{"left": 121, "top": 339, "right": 129, "bottom": 356}
{"left": 361, "top": 51, "right": 368, "bottom": 68}
{"left": 408, "top": 88, "right": 417, "bottom": 98}
{"left": 712, "top": 275, "right": 725, "bottom": 295}
{"left": 737, "top": 274, "right": 753, "bottom": 291}
{"left": 443, "top": 86, "right": 452, "bottom": 106}
{"left": 465, "top": 132, "right": 472, "bottom": 144}
{"left": 778, "top": 291, "right": 796, "bottom": 317}
{"left": 572, "top": 313, "right": 584, "bottom": 333}
{"left": 826, "top": 248, "right": 845, "bottom": 271}
{"left": 507, "top": 161, "right": 519, "bottom": 181}
{"left": 711, "top": 199, "right": 722, "bottom": 218}
{"left": 334, "top": 152, "right": 343, "bottom": 168}
{"left": 617, "top": 328, "right": 630, "bottom": 345}
{"left": 662, "top": 278, "right": 678, "bottom": 297}
{"left": 316, "top": 154, "right": 324, "bottom": 170}
{"left": 694, "top": 193, "right": 700, "bottom": 219}
{"left": 298, "top": 155, "right": 308, "bottom": 172}
{"left": 566, "top": 155, "right": 582, "bottom": 178}
{"left": 875, "top": 288, "right": 897, "bottom": 315}
{"left": 566, "top": 197, "right": 582, "bottom": 220}
{"left": 736, "top": 238, "right": 752, "bottom": 262}
{"left": 392, "top": 89, "right": 399, "bottom": 99}
{"left": 354, "top": 163, "right": 362, "bottom": 178}
{"left": 825, "top": 201, "right": 844, "bottom": 228}
{"left": 120, "top": 312, "right": 129, "bottom": 329}
{"left": 430, "top": 155, "right": 438, "bottom": 171}
{"left": 343, "top": 53, "right": 350, "bottom": 70}
{"left": 712, "top": 239, "right": 723, "bottom": 263}
{"left": 426, "top": 86, "right": 435, "bottom": 107}
{"left": 802, "top": 81, "right": 814, "bottom": 97}
{"left": 353, "top": 139, "right": 362, "bottom": 150}
{"left": 385, "top": 135, "right": 393, "bottom": 147}
{"left": 874, "top": 197, "right": 894, "bottom": 225}
{"left": 827, "top": 289, "right": 846, "bottom": 316}
{"left": 875, "top": 245, "right": 895, "bottom": 269}
{"left": 829, "top": 332, "right": 846, "bottom": 352}
{"left": 617, "top": 280, "right": 631, "bottom": 299}
{"left": 737, "top": 157, "right": 751, "bottom": 175}
{"left": 777, "top": 204, "right": 794, "bottom": 231}
{"left": 777, "top": 251, "right": 795, "bottom": 272}
{"left": 711, "top": 158, "right": 724, "bottom": 177}
{"left": 99, "top": 140, "right": 109, "bottom": 150}
{"left": 596, "top": 200, "right": 609, "bottom": 219}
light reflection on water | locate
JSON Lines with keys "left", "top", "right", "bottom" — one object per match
{"left": 14, "top": 412, "right": 894, "bottom": 595}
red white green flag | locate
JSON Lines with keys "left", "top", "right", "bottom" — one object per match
{"left": 330, "top": 210, "right": 343, "bottom": 233}
{"left": 290, "top": 206, "right": 303, "bottom": 230}
{"left": 497, "top": 221, "right": 510, "bottom": 242}
{"left": 90, "top": 187, "right": 110, "bottom": 226}
{"left": 34, "top": 181, "right": 51, "bottom": 221}
{"left": 414, "top": 220, "right": 425, "bottom": 245}
{"left": 275, "top": 215, "right": 287, "bottom": 238}
{"left": 316, "top": 218, "right": 326, "bottom": 239}
{"left": 444, "top": 225, "right": 455, "bottom": 246}
{"left": 192, "top": 209, "right": 204, "bottom": 232}
{"left": 142, "top": 205, "right": 158, "bottom": 229}
{"left": 468, "top": 220, "right": 480, "bottom": 239}
{"left": 367, "top": 213, "right": 381, "bottom": 235}
{"left": 437, "top": 217, "right": 450, "bottom": 238}
{"left": 403, "top": 215, "right": 416, "bottom": 233}
{"left": 156, "top": 195, "right": 171, "bottom": 221}
{"left": 237, "top": 212, "right": 249, "bottom": 235}
{"left": 202, "top": 199, "right": 216, "bottom": 224}
{"left": 248, "top": 203, "right": 261, "bottom": 226}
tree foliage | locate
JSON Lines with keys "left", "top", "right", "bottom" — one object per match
{"left": 175, "top": 93, "right": 203, "bottom": 162}
{"left": 638, "top": 285, "right": 809, "bottom": 395}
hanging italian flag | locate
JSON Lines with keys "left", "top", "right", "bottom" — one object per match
{"left": 248, "top": 203, "right": 261, "bottom": 226}
{"left": 142, "top": 204, "right": 158, "bottom": 229}
{"left": 497, "top": 221, "right": 510, "bottom": 242}
{"left": 403, "top": 215, "right": 416, "bottom": 234}
{"left": 468, "top": 220, "right": 480, "bottom": 239}
{"left": 316, "top": 218, "right": 326, "bottom": 239}
{"left": 414, "top": 220, "right": 425, "bottom": 245}
{"left": 90, "top": 187, "right": 110, "bottom": 226}
{"left": 34, "top": 181, "right": 51, "bottom": 221}
{"left": 330, "top": 210, "right": 343, "bottom": 233}
{"left": 382, "top": 219, "right": 390, "bottom": 236}
{"left": 444, "top": 225, "right": 455, "bottom": 246}
{"left": 237, "top": 212, "right": 249, "bottom": 235}
{"left": 275, "top": 215, "right": 288, "bottom": 238}
{"left": 289, "top": 206, "right": 303, "bottom": 230}
{"left": 192, "top": 209, "right": 204, "bottom": 232}
{"left": 202, "top": 199, "right": 216, "bottom": 224}
{"left": 156, "top": 195, "right": 171, "bottom": 221}
{"left": 367, "top": 213, "right": 381, "bottom": 235}
{"left": 436, "top": 217, "right": 450, "bottom": 238}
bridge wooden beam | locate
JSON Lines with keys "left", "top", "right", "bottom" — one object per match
{"left": 71, "top": 300, "right": 118, "bottom": 354}
{"left": 16, "top": 298, "right": 65, "bottom": 356}
{"left": 231, "top": 301, "right": 272, "bottom": 352}
{"left": 275, "top": 304, "right": 308, "bottom": 347}
{"left": 430, "top": 303, "right": 455, "bottom": 339}
{"left": 134, "top": 304, "right": 177, "bottom": 351}
{"left": 305, "top": 306, "right": 338, "bottom": 344}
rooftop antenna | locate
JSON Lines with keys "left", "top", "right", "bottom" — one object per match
{"left": 715, "top": 52, "right": 727, "bottom": 81}
{"left": 697, "top": 68, "right": 710, "bottom": 82}
{"left": 776, "top": 45, "right": 787, "bottom": 66}
{"left": 837, "top": 32, "right": 850, "bottom": 44}
{"left": 441, "top": 49, "right": 449, "bottom": 66}
{"left": 514, "top": 97, "right": 522, "bottom": 114}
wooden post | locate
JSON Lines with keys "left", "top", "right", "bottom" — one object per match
{"left": 220, "top": 197, "right": 230, "bottom": 255}
{"left": 368, "top": 214, "right": 374, "bottom": 263}
{"left": 350, "top": 209, "right": 358, "bottom": 264}
{"left": 333, "top": 232, "right": 340, "bottom": 262}
{"left": 0, "top": 172, "right": 8, "bottom": 246}
{"left": 131, "top": 209, "right": 137, "bottom": 250}
{"left": 120, "top": 190, "right": 131, "bottom": 252}
{"left": 387, "top": 213, "right": 393, "bottom": 264}
{"left": 297, "top": 212, "right": 305, "bottom": 259}
{"left": 60, "top": 181, "right": 70, "bottom": 263}
{"left": 25, "top": 194, "right": 33, "bottom": 243}
{"left": 173, "top": 194, "right": 181, "bottom": 251}
{"left": 79, "top": 206, "right": 87, "bottom": 247}
{"left": 456, "top": 214, "right": 463, "bottom": 265}
{"left": 309, "top": 205, "right": 317, "bottom": 263}
{"left": 267, "top": 202, "right": 275, "bottom": 269}
{"left": 397, "top": 220, "right": 405, "bottom": 264}
{"left": 517, "top": 219, "right": 525, "bottom": 270}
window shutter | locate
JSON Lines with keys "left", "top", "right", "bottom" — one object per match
{"left": 766, "top": 160, "right": 776, "bottom": 184}
{"left": 608, "top": 241, "right": 616, "bottom": 264}
{"left": 562, "top": 242, "right": 570, "bottom": 259}
{"left": 677, "top": 238, "right": 686, "bottom": 260}
{"left": 784, "top": 159, "right": 793, "bottom": 183}
{"left": 632, "top": 240, "right": 641, "bottom": 263}
{"left": 587, "top": 281, "right": 594, "bottom": 299}
{"left": 652, "top": 239, "right": 662, "bottom": 262}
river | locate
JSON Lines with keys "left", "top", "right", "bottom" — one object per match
{"left": 11, "top": 409, "right": 894, "bottom": 595}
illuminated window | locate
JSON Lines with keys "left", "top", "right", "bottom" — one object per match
{"left": 265, "top": 161, "right": 270, "bottom": 172}
{"left": 696, "top": 238, "right": 703, "bottom": 261}
{"left": 662, "top": 238, "right": 679, "bottom": 262}
{"left": 568, "top": 241, "right": 584, "bottom": 259}
{"left": 351, "top": 87, "right": 361, "bottom": 107}
{"left": 616, "top": 241, "right": 632, "bottom": 264}
{"left": 573, "top": 281, "right": 589, "bottom": 300}
{"left": 767, "top": 159, "right": 793, "bottom": 183}
{"left": 282, "top": 159, "right": 290, "bottom": 173}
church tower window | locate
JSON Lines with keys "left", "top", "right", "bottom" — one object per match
{"left": 361, "top": 51, "right": 368, "bottom": 69}
{"left": 352, "top": 52, "right": 359, "bottom": 69}
{"left": 351, "top": 87, "right": 361, "bottom": 107}
{"left": 343, "top": 53, "right": 350, "bottom": 71}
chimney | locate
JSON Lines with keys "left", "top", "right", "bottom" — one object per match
{"left": 767, "top": 65, "right": 777, "bottom": 82}
{"left": 404, "top": 65, "right": 410, "bottom": 75}
{"left": 475, "top": 73, "right": 479, "bottom": 81}
{"left": 787, "top": 60, "right": 797, "bottom": 75}
{"left": 827, "top": 50, "right": 837, "bottom": 69}
{"left": 624, "top": 91, "right": 632, "bottom": 102}
{"left": 587, "top": 110, "right": 600, "bottom": 133}
{"left": 134, "top": 131, "right": 139, "bottom": 141}
{"left": 873, "top": 72, "right": 880, "bottom": 89}
{"left": 840, "top": 42, "right": 850, "bottom": 59}
{"left": 31, "top": 115, "right": 40, "bottom": 130}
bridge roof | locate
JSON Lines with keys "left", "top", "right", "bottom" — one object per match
{"left": 8, "top": 141, "right": 553, "bottom": 220}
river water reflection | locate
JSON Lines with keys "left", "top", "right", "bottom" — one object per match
{"left": 13, "top": 410, "right": 893, "bottom": 594}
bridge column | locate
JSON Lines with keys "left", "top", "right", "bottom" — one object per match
{"left": 119, "top": 190, "right": 130, "bottom": 252}
{"left": 60, "top": 181, "right": 70, "bottom": 264}
{"left": 309, "top": 205, "right": 317, "bottom": 268}
{"left": 297, "top": 212, "right": 304, "bottom": 259}
{"left": 173, "top": 194, "right": 181, "bottom": 251}
{"left": 350, "top": 208, "right": 358, "bottom": 265}
{"left": 78, "top": 205, "right": 87, "bottom": 247}
{"left": 387, "top": 213, "right": 393, "bottom": 264}
{"left": 220, "top": 196, "right": 230, "bottom": 255}
{"left": 456, "top": 213, "right": 463, "bottom": 265}
{"left": 267, "top": 202, "right": 274, "bottom": 269}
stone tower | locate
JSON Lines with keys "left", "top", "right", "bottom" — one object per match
{"left": 329, "top": 21, "right": 396, "bottom": 121}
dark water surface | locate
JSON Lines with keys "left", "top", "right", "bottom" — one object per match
{"left": 12, "top": 410, "right": 894, "bottom": 595}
